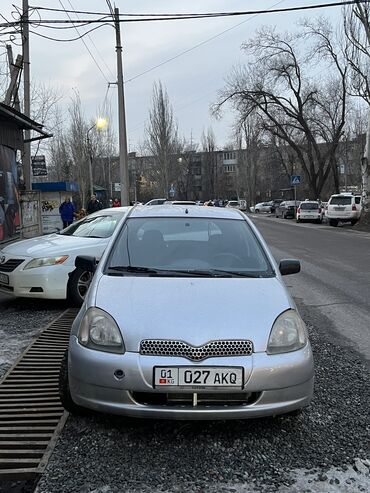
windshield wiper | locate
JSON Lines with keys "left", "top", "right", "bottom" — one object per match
{"left": 107, "top": 266, "right": 160, "bottom": 274}
{"left": 106, "top": 266, "right": 271, "bottom": 278}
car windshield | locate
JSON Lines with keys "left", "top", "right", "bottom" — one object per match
{"left": 301, "top": 202, "right": 319, "bottom": 210}
{"left": 105, "top": 217, "right": 274, "bottom": 277}
{"left": 330, "top": 197, "right": 352, "bottom": 205}
{"left": 60, "top": 213, "right": 124, "bottom": 238}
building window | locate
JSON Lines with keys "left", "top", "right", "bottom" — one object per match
{"left": 224, "top": 164, "right": 236, "bottom": 173}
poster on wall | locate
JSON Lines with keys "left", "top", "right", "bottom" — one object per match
{"left": 41, "top": 191, "right": 64, "bottom": 233}
{"left": 0, "top": 145, "right": 21, "bottom": 242}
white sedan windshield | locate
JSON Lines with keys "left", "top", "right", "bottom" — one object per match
{"left": 61, "top": 214, "right": 124, "bottom": 238}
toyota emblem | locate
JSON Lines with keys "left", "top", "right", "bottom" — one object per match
{"left": 0, "top": 256, "right": 6, "bottom": 264}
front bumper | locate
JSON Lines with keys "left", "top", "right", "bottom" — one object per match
{"left": 0, "top": 264, "right": 71, "bottom": 299}
{"left": 68, "top": 336, "right": 314, "bottom": 419}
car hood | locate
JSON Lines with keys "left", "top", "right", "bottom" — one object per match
{"left": 1, "top": 234, "right": 106, "bottom": 258}
{"left": 94, "top": 276, "right": 293, "bottom": 352}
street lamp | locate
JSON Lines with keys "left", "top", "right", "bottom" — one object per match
{"left": 86, "top": 117, "right": 108, "bottom": 195}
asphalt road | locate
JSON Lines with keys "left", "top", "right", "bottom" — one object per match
{"left": 250, "top": 214, "right": 370, "bottom": 364}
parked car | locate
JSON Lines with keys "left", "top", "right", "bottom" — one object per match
{"left": 0, "top": 208, "right": 129, "bottom": 305}
{"left": 60, "top": 205, "right": 314, "bottom": 420}
{"left": 296, "top": 200, "right": 323, "bottom": 223}
{"left": 165, "top": 201, "right": 197, "bottom": 206}
{"left": 145, "top": 198, "right": 167, "bottom": 206}
{"left": 275, "top": 201, "right": 300, "bottom": 219}
{"left": 325, "top": 193, "right": 362, "bottom": 226}
{"left": 268, "top": 199, "right": 284, "bottom": 214}
{"left": 254, "top": 202, "right": 272, "bottom": 213}
{"left": 226, "top": 200, "right": 242, "bottom": 210}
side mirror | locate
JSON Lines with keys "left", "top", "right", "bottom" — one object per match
{"left": 279, "top": 259, "right": 300, "bottom": 276}
{"left": 75, "top": 255, "right": 97, "bottom": 273}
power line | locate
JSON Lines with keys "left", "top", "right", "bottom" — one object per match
{"left": 10, "top": 1, "right": 369, "bottom": 27}
{"left": 27, "top": 1, "right": 370, "bottom": 18}
{"left": 66, "top": 0, "right": 115, "bottom": 79}
{"left": 124, "top": 0, "right": 287, "bottom": 84}
{"left": 58, "top": 0, "right": 109, "bottom": 82}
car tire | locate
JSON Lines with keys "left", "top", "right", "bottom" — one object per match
{"left": 317, "top": 218, "right": 322, "bottom": 224}
{"left": 351, "top": 219, "right": 358, "bottom": 226}
{"left": 296, "top": 218, "right": 300, "bottom": 223}
{"left": 329, "top": 219, "right": 338, "bottom": 227}
{"left": 255, "top": 209, "right": 259, "bottom": 213}
{"left": 67, "top": 268, "right": 93, "bottom": 307}
{"left": 59, "top": 350, "right": 87, "bottom": 415}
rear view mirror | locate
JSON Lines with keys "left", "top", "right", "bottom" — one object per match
{"left": 75, "top": 255, "right": 97, "bottom": 273}
{"left": 279, "top": 259, "right": 300, "bottom": 276}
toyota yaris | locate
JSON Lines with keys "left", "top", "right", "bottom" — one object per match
{"left": 60, "top": 205, "right": 314, "bottom": 419}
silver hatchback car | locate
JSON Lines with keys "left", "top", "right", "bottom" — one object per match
{"left": 60, "top": 205, "right": 314, "bottom": 420}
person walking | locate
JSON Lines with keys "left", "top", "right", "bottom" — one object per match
{"left": 86, "top": 194, "right": 103, "bottom": 214}
{"left": 59, "top": 197, "right": 75, "bottom": 228}
{"left": 112, "top": 198, "right": 121, "bottom": 207}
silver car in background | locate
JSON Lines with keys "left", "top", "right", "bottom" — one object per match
{"left": 60, "top": 206, "right": 314, "bottom": 420}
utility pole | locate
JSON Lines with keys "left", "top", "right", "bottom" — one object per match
{"left": 114, "top": 8, "right": 130, "bottom": 206}
{"left": 22, "top": 0, "right": 31, "bottom": 190}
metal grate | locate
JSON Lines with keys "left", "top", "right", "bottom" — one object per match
{"left": 0, "top": 259, "right": 25, "bottom": 272}
{"left": 140, "top": 339, "right": 253, "bottom": 361}
{"left": 0, "top": 308, "right": 78, "bottom": 480}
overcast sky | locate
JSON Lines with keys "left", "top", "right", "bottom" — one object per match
{"left": 1, "top": 0, "right": 345, "bottom": 152}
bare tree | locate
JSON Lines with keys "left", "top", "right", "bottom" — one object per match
{"left": 201, "top": 127, "right": 218, "bottom": 198}
{"left": 214, "top": 21, "right": 347, "bottom": 199}
{"left": 145, "top": 81, "right": 181, "bottom": 196}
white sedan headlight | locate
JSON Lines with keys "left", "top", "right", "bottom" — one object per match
{"left": 24, "top": 256, "right": 69, "bottom": 269}
{"left": 267, "top": 310, "right": 307, "bottom": 354}
{"left": 78, "top": 307, "right": 125, "bottom": 354}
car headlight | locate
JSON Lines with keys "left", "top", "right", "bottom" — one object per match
{"left": 267, "top": 310, "right": 307, "bottom": 354}
{"left": 24, "top": 256, "right": 69, "bottom": 270}
{"left": 78, "top": 307, "right": 125, "bottom": 354}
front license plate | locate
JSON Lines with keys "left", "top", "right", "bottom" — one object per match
{"left": 154, "top": 367, "right": 243, "bottom": 388}
{"left": 0, "top": 273, "right": 9, "bottom": 285}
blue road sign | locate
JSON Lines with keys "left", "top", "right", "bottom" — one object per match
{"left": 291, "top": 175, "right": 301, "bottom": 186}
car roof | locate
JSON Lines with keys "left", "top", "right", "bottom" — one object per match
{"left": 130, "top": 204, "right": 245, "bottom": 220}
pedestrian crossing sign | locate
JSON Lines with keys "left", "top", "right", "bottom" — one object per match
{"left": 291, "top": 175, "right": 301, "bottom": 185}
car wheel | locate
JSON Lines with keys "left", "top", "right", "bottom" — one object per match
{"left": 296, "top": 218, "right": 300, "bottom": 223}
{"left": 329, "top": 219, "right": 338, "bottom": 227}
{"left": 67, "top": 268, "right": 93, "bottom": 306}
{"left": 59, "top": 350, "right": 87, "bottom": 415}
{"left": 317, "top": 218, "right": 322, "bottom": 224}
{"left": 255, "top": 209, "right": 259, "bottom": 213}
{"left": 350, "top": 219, "right": 358, "bottom": 226}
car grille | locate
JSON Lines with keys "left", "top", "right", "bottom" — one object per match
{"left": 140, "top": 339, "right": 253, "bottom": 361}
{"left": 131, "top": 391, "right": 260, "bottom": 407}
{"left": 0, "top": 259, "right": 25, "bottom": 272}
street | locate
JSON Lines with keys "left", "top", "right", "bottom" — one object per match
{"left": 250, "top": 214, "right": 370, "bottom": 363}
{"left": 0, "top": 218, "right": 369, "bottom": 493}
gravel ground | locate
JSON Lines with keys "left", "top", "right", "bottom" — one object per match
{"left": 0, "top": 296, "right": 369, "bottom": 493}
{"left": 34, "top": 316, "right": 369, "bottom": 493}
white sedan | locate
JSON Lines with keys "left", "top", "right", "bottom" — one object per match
{"left": 0, "top": 207, "right": 129, "bottom": 305}
{"left": 253, "top": 202, "right": 273, "bottom": 213}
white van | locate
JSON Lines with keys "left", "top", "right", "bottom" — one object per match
{"left": 325, "top": 193, "right": 362, "bottom": 226}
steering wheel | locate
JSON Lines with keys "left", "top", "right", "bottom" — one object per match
{"left": 212, "top": 253, "right": 243, "bottom": 267}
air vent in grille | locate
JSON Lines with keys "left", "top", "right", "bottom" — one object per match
{"left": 0, "top": 258, "right": 25, "bottom": 272}
{"left": 140, "top": 339, "right": 253, "bottom": 361}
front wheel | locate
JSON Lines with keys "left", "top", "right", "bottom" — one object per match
{"left": 255, "top": 209, "right": 259, "bottom": 213}
{"left": 67, "top": 268, "right": 93, "bottom": 306}
{"left": 59, "top": 351, "right": 87, "bottom": 415}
